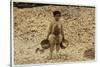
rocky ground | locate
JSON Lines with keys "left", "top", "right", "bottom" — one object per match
{"left": 13, "top": 4, "right": 95, "bottom": 65}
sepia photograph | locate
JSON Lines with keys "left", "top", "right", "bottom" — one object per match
{"left": 12, "top": 1, "right": 95, "bottom": 65}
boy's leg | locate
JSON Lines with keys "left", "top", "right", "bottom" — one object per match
{"left": 48, "top": 34, "right": 55, "bottom": 59}
{"left": 56, "top": 34, "right": 63, "bottom": 59}
{"left": 56, "top": 43, "right": 60, "bottom": 59}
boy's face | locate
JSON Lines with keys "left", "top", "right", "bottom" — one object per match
{"left": 54, "top": 14, "right": 61, "bottom": 21}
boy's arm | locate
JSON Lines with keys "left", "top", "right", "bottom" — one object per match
{"left": 61, "top": 24, "right": 65, "bottom": 41}
{"left": 46, "top": 23, "right": 52, "bottom": 39}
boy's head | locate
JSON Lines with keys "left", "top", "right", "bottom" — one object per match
{"left": 53, "top": 11, "right": 61, "bottom": 21}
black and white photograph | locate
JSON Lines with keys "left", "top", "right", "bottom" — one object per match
{"left": 12, "top": 1, "right": 95, "bottom": 65}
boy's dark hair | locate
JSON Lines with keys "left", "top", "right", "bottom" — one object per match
{"left": 53, "top": 11, "right": 61, "bottom": 17}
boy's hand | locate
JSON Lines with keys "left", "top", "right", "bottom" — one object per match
{"left": 46, "top": 37, "right": 48, "bottom": 40}
{"left": 62, "top": 37, "right": 65, "bottom": 42}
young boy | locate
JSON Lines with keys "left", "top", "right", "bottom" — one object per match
{"left": 47, "top": 11, "right": 66, "bottom": 59}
